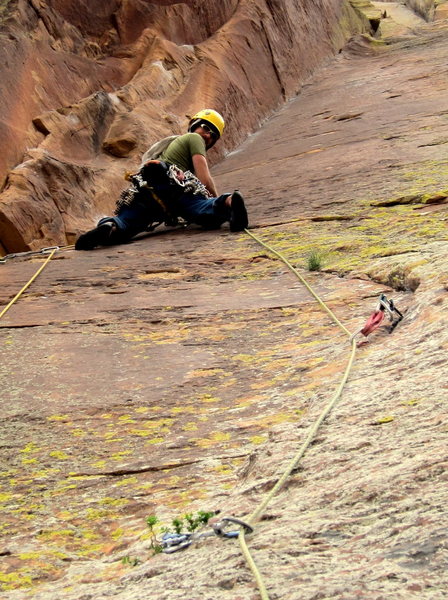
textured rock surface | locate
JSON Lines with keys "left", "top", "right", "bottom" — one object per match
{"left": 404, "top": 0, "right": 448, "bottom": 21}
{"left": 1, "top": 6, "right": 447, "bottom": 600}
{"left": 406, "top": 0, "right": 436, "bottom": 19}
{"left": 0, "top": 0, "right": 373, "bottom": 254}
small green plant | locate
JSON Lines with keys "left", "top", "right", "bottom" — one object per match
{"left": 306, "top": 250, "right": 324, "bottom": 272}
{"left": 146, "top": 515, "right": 163, "bottom": 554}
{"left": 184, "top": 510, "right": 215, "bottom": 532}
{"left": 121, "top": 555, "right": 141, "bottom": 567}
{"left": 172, "top": 517, "right": 184, "bottom": 535}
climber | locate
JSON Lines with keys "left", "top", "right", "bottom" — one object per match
{"left": 75, "top": 109, "right": 248, "bottom": 250}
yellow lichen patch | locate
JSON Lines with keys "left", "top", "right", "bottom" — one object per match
{"left": 0, "top": 571, "right": 33, "bottom": 590}
{"left": 53, "top": 484, "right": 77, "bottom": 494}
{"left": 85, "top": 508, "right": 112, "bottom": 520}
{"left": 402, "top": 399, "right": 420, "bottom": 406}
{"left": 143, "top": 417, "right": 174, "bottom": 429}
{"left": 110, "top": 451, "right": 132, "bottom": 460}
{"left": 115, "top": 477, "right": 138, "bottom": 487}
{"left": 92, "top": 460, "right": 107, "bottom": 469}
{"left": 182, "top": 422, "right": 198, "bottom": 431}
{"left": 49, "top": 451, "right": 69, "bottom": 460}
{"left": 56, "top": 510, "right": 73, "bottom": 519}
{"left": 47, "top": 415, "right": 69, "bottom": 422}
{"left": 118, "top": 414, "right": 136, "bottom": 423}
{"left": 111, "top": 527, "right": 124, "bottom": 540}
{"left": 170, "top": 406, "right": 197, "bottom": 414}
{"left": 193, "top": 438, "right": 216, "bottom": 449}
{"left": 99, "top": 497, "right": 129, "bottom": 508}
{"left": 211, "top": 431, "right": 231, "bottom": 442}
{"left": 129, "top": 429, "right": 152, "bottom": 437}
{"left": 145, "top": 437, "right": 165, "bottom": 445}
{"left": 79, "top": 528, "right": 100, "bottom": 541}
{"left": 199, "top": 394, "right": 220, "bottom": 403}
{"left": 193, "top": 431, "right": 231, "bottom": 448}
{"left": 0, "top": 469, "right": 18, "bottom": 478}
{"left": 213, "top": 464, "right": 233, "bottom": 475}
{"left": 136, "top": 482, "right": 153, "bottom": 491}
{"left": 250, "top": 435, "right": 268, "bottom": 445}
{"left": 221, "top": 482, "right": 234, "bottom": 490}
{"left": 376, "top": 416, "right": 395, "bottom": 424}
{"left": 20, "top": 442, "right": 41, "bottom": 454}
{"left": 75, "top": 543, "right": 103, "bottom": 557}
{"left": 38, "top": 528, "right": 76, "bottom": 541}
{"left": 70, "top": 428, "right": 86, "bottom": 437}
{"left": 234, "top": 353, "right": 257, "bottom": 364}
{"left": 221, "top": 377, "right": 238, "bottom": 388}
{"left": 18, "top": 551, "right": 46, "bottom": 560}
{"left": 188, "top": 368, "right": 225, "bottom": 378}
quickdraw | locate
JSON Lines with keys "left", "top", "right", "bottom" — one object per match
{"left": 352, "top": 293, "right": 403, "bottom": 340}
{"left": 166, "top": 164, "right": 211, "bottom": 198}
{"left": 0, "top": 246, "right": 60, "bottom": 264}
{"left": 161, "top": 517, "right": 253, "bottom": 554}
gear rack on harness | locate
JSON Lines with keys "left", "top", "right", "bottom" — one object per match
{"left": 116, "top": 160, "right": 212, "bottom": 230}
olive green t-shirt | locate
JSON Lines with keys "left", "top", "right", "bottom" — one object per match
{"left": 160, "top": 132, "right": 206, "bottom": 173}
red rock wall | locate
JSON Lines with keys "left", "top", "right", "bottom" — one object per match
{"left": 0, "top": 0, "right": 371, "bottom": 252}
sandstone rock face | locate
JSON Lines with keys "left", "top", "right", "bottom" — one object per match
{"left": 1, "top": 5, "right": 447, "bottom": 600}
{"left": 405, "top": 0, "right": 436, "bottom": 20}
{"left": 0, "top": 0, "right": 372, "bottom": 253}
{"left": 1, "top": 10, "right": 448, "bottom": 598}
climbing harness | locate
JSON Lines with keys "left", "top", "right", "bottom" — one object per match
{"left": 115, "top": 167, "right": 179, "bottom": 227}
{"left": 351, "top": 293, "right": 404, "bottom": 340}
{"left": 162, "top": 517, "right": 253, "bottom": 554}
{"left": 115, "top": 161, "right": 210, "bottom": 229}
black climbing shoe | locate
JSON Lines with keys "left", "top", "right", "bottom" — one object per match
{"left": 229, "top": 191, "right": 248, "bottom": 232}
{"left": 75, "top": 222, "right": 115, "bottom": 250}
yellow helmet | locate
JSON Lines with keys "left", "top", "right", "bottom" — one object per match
{"left": 188, "top": 109, "right": 225, "bottom": 139}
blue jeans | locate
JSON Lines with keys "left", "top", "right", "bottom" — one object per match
{"left": 99, "top": 191, "right": 231, "bottom": 242}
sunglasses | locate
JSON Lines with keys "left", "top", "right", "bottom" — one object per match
{"left": 199, "top": 123, "right": 218, "bottom": 139}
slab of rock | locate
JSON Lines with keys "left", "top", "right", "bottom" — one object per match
{"left": 1, "top": 9, "right": 448, "bottom": 600}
